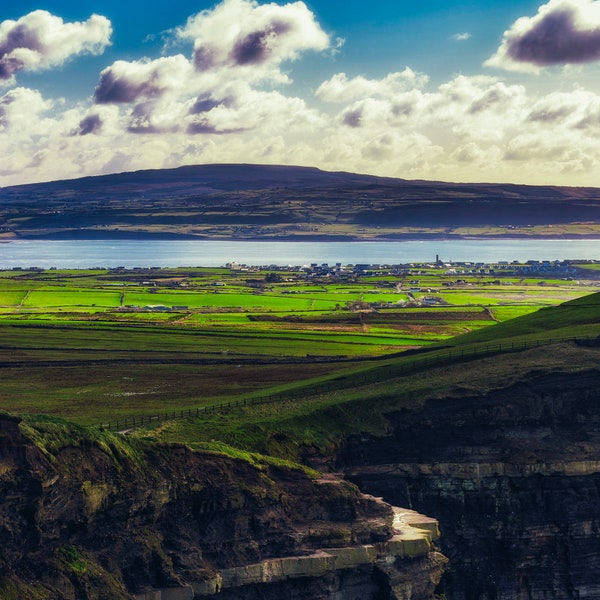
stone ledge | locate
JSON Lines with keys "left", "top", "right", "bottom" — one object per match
{"left": 348, "top": 460, "right": 600, "bottom": 479}
{"left": 134, "top": 507, "right": 439, "bottom": 599}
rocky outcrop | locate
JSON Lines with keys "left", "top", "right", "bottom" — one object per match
{"left": 174, "top": 507, "right": 444, "bottom": 600}
{"left": 340, "top": 369, "right": 600, "bottom": 599}
{"left": 132, "top": 507, "right": 447, "bottom": 599}
{"left": 0, "top": 414, "right": 445, "bottom": 599}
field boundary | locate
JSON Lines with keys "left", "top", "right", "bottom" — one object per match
{"left": 98, "top": 334, "right": 598, "bottom": 431}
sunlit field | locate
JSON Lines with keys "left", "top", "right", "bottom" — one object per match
{"left": 0, "top": 264, "right": 598, "bottom": 425}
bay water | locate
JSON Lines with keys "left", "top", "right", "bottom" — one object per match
{"left": 1, "top": 239, "right": 600, "bottom": 269}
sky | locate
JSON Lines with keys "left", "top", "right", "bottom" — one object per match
{"left": 3, "top": 0, "right": 600, "bottom": 187}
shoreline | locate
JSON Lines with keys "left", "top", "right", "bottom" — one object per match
{"left": 5, "top": 232, "right": 600, "bottom": 242}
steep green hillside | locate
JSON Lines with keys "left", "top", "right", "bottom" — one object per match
{"left": 446, "top": 291, "right": 600, "bottom": 346}
{"left": 140, "top": 293, "right": 600, "bottom": 460}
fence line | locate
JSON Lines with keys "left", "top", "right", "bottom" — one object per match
{"left": 98, "top": 334, "right": 597, "bottom": 431}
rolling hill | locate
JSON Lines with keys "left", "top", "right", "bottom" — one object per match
{"left": 1, "top": 163, "right": 600, "bottom": 240}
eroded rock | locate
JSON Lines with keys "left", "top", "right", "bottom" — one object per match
{"left": 0, "top": 414, "right": 445, "bottom": 599}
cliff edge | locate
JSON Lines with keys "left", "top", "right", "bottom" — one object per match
{"left": 341, "top": 365, "right": 600, "bottom": 599}
{"left": 0, "top": 414, "right": 446, "bottom": 599}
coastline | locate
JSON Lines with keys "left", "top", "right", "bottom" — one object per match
{"left": 5, "top": 231, "right": 600, "bottom": 242}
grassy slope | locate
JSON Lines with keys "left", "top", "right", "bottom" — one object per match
{"left": 140, "top": 292, "right": 600, "bottom": 460}
{"left": 5, "top": 295, "right": 598, "bottom": 493}
{"left": 1, "top": 266, "right": 597, "bottom": 430}
{"left": 1, "top": 289, "right": 598, "bottom": 468}
{"left": 445, "top": 292, "right": 600, "bottom": 346}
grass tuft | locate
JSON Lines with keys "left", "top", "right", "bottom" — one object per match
{"left": 17, "top": 414, "right": 148, "bottom": 470}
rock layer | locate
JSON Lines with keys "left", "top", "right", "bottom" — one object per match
{"left": 340, "top": 369, "right": 600, "bottom": 599}
{"left": 0, "top": 414, "right": 445, "bottom": 599}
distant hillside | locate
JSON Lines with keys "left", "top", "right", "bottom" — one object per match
{"left": 1, "top": 163, "right": 600, "bottom": 240}
{"left": 0, "top": 164, "right": 399, "bottom": 199}
{"left": 448, "top": 292, "right": 600, "bottom": 346}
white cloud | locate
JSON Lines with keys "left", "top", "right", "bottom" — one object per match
{"left": 0, "top": 86, "right": 58, "bottom": 178}
{"left": 88, "top": 0, "right": 332, "bottom": 139}
{"left": 186, "top": 87, "right": 324, "bottom": 135}
{"left": 452, "top": 32, "right": 472, "bottom": 41}
{"left": 486, "top": 0, "right": 600, "bottom": 72}
{"left": 0, "top": 10, "right": 111, "bottom": 85}
{"left": 315, "top": 68, "right": 428, "bottom": 103}
{"left": 94, "top": 55, "right": 194, "bottom": 104}
{"left": 526, "top": 88, "right": 600, "bottom": 127}
{"left": 7, "top": 65, "right": 600, "bottom": 187}
{"left": 177, "top": 0, "right": 331, "bottom": 84}
{"left": 0, "top": 86, "right": 53, "bottom": 132}
{"left": 451, "top": 142, "right": 488, "bottom": 163}
{"left": 429, "top": 76, "right": 528, "bottom": 141}
{"left": 309, "top": 69, "right": 600, "bottom": 184}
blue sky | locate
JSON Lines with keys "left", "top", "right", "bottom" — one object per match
{"left": 3, "top": 0, "right": 600, "bottom": 186}
{"left": 5, "top": 1, "right": 538, "bottom": 93}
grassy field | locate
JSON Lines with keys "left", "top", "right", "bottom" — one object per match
{"left": 0, "top": 265, "right": 598, "bottom": 429}
{"left": 131, "top": 293, "right": 600, "bottom": 459}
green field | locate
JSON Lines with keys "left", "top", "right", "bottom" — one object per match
{"left": 131, "top": 291, "right": 600, "bottom": 458}
{"left": 0, "top": 265, "right": 598, "bottom": 427}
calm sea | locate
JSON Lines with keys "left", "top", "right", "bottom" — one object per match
{"left": 1, "top": 239, "right": 600, "bottom": 268}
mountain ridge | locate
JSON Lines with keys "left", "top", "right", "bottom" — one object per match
{"left": 2, "top": 163, "right": 599, "bottom": 196}
{"left": 1, "top": 163, "right": 600, "bottom": 241}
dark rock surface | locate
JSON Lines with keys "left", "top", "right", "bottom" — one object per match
{"left": 341, "top": 369, "right": 600, "bottom": 599}
{"left": 0, "top": 414, "right": 445, "bottom": 599}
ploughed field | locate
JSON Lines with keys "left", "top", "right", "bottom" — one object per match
{"left": 0, "top": 263, "right": 598, "bottom": 426}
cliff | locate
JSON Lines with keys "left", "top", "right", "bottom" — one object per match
{"left": 340, "top": 367, "right": 600, "bottom": 599}
{"left": 0, "top": 414, "right": 446, "bottom": 599}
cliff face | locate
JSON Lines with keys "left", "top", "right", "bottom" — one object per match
{"left": 0, "top": 415, "right": 445, "bottom": 599}
{"left": 340, "top": 369, "right": 600, "bottom": 599}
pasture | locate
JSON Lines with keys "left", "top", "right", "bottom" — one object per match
{"left": 0, "top": 263, "right": 598, "bottom": 425}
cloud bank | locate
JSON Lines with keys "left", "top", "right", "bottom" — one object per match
{"left": 0, "top": 10, "right": 111, "bottom": 85}
{"left": 315, "top": 69, "right": 428, "bottom": 103}
{"left": 3, "top": 0, "right": 600, "bottom": 187}
{"left": 87, "top": 0, "right": 332, "bottom": 139}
